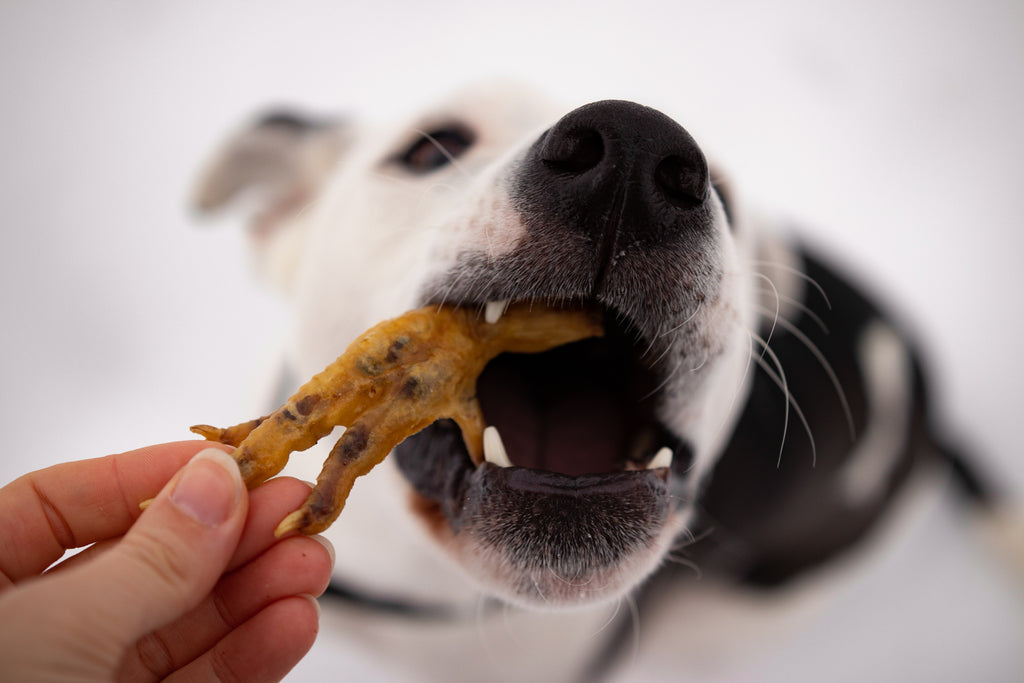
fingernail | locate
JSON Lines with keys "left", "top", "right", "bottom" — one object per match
{"left": 309, "top": 534, "right": 336, "bottom": 567}
{"left": 298, "top": 593, "right": 322, "bottom": 619}
{"left": 170, "top": 448, "right": 243, "bottom": 526}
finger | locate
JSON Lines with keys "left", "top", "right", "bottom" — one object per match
{"left": 44, "top": 476, "right": 315, "bottom": 577}
{"left": 0, "top": 440, "right": 230, "bottom": 585}
{"left": 164, "top": 595, "right": 321, "bottom": 683}
{"left": 118, "top": 534, "right": 333, "bottom": 681}
{"left": 224, "top": 477, "right": 316, "bottom": 573}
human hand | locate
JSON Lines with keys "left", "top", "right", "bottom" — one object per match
{"left": 0, "top": 441, "right": 335, "bottom": 682}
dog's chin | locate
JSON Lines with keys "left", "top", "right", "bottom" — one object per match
{"left": 421, "top": 461, "right": 682, "bottom": 608}
{"left": 393, "top": 303, "right": 692, "bottom": 608}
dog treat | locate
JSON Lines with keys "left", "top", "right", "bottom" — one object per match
{"left": 192, "top": 303, "right": 603, "bottom": 537}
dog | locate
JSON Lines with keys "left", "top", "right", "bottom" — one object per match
{"left": 192, "top": 82, "right": 1010, "bottom": 681}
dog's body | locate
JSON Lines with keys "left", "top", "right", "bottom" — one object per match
{"left": 194, "top": 83, "right": 995, "bottom": 681}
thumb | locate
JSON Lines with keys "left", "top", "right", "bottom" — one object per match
{"left": 93, "top": 447, "right": 248, "bottom": 643}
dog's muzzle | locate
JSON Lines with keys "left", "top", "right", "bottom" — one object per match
{"left": 396, "top": 101, "right": 725, "bottom": 607}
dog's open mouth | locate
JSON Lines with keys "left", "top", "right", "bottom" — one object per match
{"left": 476, "top": 309, "right": 674, "bottom": 475}
{"left": 393, "top": 301, "right": 684, "bottom": 605}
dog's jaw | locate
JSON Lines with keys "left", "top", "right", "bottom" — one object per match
{"left": 441, "top": 470, "right": 687, "bottom": 608}
{"left": 378, "top": 101, "right": 757, "bottom": 608}
{"left": 462, "top": 470, "right": 686, "bottom": 608}
{"left": 394, "top": 410, "right": 686, "bottom": 607}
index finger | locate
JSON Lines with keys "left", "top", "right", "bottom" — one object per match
{"left": 0, "top": 440, "right": 230, "bottom": 587}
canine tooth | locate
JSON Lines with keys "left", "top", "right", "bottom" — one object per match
{"left": 483, "top": 426, "right": 513, "bottom": 467}
{"left": 647, "top": 447, "right": 673, "bottom": 470}
{"left": 484, "top": 300, "right": 509, "bottom": 324}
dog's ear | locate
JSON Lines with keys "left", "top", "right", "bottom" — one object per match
{"left": 192, "top": 109, "right": 349, "bottom": 236}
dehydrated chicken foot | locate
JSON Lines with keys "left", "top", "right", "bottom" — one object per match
{"left": 192, "top": 303, "right": 602, "bottom": 536}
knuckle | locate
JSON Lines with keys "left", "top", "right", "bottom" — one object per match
{"left": 132, "top": 630, "right": 175, "bottom": 679}
{"left": 123, "top": 526, "right": 198, "bottom": 609}
{"left": 210, "top": 584, "right": 237, "bottom": 629}
{"left": 209, "top": 642, "right": 244, "bottom": 683}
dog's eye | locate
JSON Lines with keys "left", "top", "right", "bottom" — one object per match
{"left": 398, "top": 126, "right": 475, "bottom": 173}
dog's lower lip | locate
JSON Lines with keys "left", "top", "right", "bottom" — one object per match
{"left": 460, "top": 459, "right": 673, "bottom": 596}
{"left": 477, "top": 462, "right": 668, "bottom": 495}
{"left": 396, "top": 402, "right": 676, "bottom": 525}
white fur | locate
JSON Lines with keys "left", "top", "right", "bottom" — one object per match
{"left": 840, "top": 321, "right": 912, "bottom": 505}
{"left": 197, "top": 83, "right": 893, "bottom": 679}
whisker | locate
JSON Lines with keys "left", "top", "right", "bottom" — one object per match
{"left": 589, "top": 598, "right": 624, "bottom": 639}
{"left": 749, "top": 259, "right": 832, "bottom": 309}
{"left": 435, "top": 279, "right": 459, "bottom": 312}
{"left": 709, "top": 323, "right": 757, "bottom": 450}
{"left": 638, "top": 302, "right": 697, "bottom": 366}
{"left": 288, "top": 193, "right": 327, "bottom": 223}
{"left": 644, "top": 336, "right": 676, "bottom": 369}
{"left": 659, "top": 300, "right": 703, "bottom": 338}
{"left": 663, "top": 521, "right": 707, "bottom": 577}
{"left": 750, "top": 330, "right": 791, "bottom": 464}
{"left": 671, "top": 525, "right": 714, "bottom": 552}
{"left": 546, "top": 567, "right": 596, "bottom": 587}
{"left": 366, "top": 165, "right": 463, "bottom": 201}
{"left": 752, "top": 351, "right": 818, "bottom": 466}
{"left": 641, "top": 300, "right": 705, "bottom": 370}
{"left": 753, "top": 273, "right": 781, "bottom": 361}
{"left": 662, "top": 553, "right": 703, "bottom": 579}
{"left": 689, "top": 346, "right": 709, "bottom": 373}
{"left": 365, "top": 168, "right": 425, "bottom": 188}
{"left": 641, "top": 353, "right": 685, "bottom": 401}
{"left": 412, "top": 128, "right": 473, "bottom": 179}
{"left": 531, "top": 575, "right": 550, "bottom": 605}
{"left": 433, "top": 253, "right": 490, "bottom": 311}
{"left": 754, "top": 304, "right": 856, "bottom": 441}
{"left": 755, "top": 285, "right": 830, "bottom": 334}
{"left": 623, "top": 593, "right": 641, "bottom": 676}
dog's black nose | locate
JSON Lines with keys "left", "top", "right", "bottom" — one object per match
{"left": 517, "top": 100, "right": 711, "bottom": 247}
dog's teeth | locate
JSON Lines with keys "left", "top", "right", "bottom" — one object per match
{"left": 484, "top": 300, "right": 509, "bottom": 324}
{"left": 483, "top": 426, "right": 513, "bottom": 467}
{"left": 647, "top": 447, "right": 673, "bottom": 470}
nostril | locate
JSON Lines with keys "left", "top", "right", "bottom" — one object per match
{"left": 654, "top": 154, "right": 708, "bottom": 209}
{"left": 540, "top": 127, "right": 604, "bottom": 174}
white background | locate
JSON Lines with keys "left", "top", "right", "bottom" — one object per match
{"left": 0, "top": 1, "right": 1021, "bottom": 681}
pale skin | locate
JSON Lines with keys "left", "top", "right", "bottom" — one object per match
{"left": 0, "top": 441, "right": 335, "bottom": 682}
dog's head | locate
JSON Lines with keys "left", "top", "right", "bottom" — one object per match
{"left": 195, "top": 83, "right": 761, "bottom": 609}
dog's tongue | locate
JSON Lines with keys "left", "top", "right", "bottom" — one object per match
{"left": 477, "top": 350, "right": 627, "bottom": 476}
{"left": 542, "top": 385, "right": 626, "bottom": 475}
